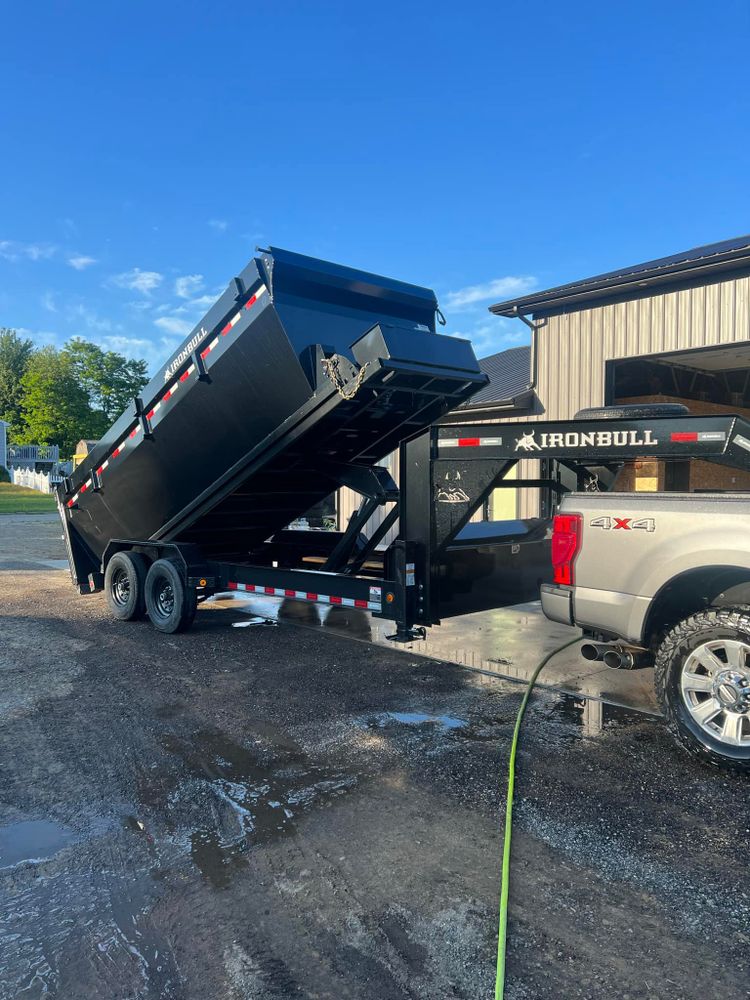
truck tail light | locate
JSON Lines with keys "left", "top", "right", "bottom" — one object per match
{"left": 551, "top": 513, "right": 583, "bottom": 585}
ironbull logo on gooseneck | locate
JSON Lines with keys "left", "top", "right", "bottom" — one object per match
{"left": 514, "top": 428, "right": 659, "bottom": 452}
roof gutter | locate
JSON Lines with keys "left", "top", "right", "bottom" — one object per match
{"left": 514, "top": 308, "right": 539, "bottom": 397}
{"left": 440, "top": 307, "right": 541, "bottom": 424}
{"left": 490, "top": 247, "right": 750, "bottom": 318}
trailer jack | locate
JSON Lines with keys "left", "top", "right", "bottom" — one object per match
{"left": 386, "top": 624, "right": 427, "bottom": 643}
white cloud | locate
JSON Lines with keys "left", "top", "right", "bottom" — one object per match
{"left": 155, "top": 315, "right": 194, "bottom": 336}
{"left": 110, "top": 267, "right": 164, "bottom": 295}
{"left": 174, "top": 274, "right": 204, "bottom": 299}
{"left": 444, "top": 275, "right": 536, "bottom": 310}
{"left": 208, "top": 218, "right": 228, "bottom": 232}
{"left": 99, "top": 334, "right": 182, "bottom": 372}
{"left": 69, "top": 303, "right": 116, "bottom": 333}
{"left": 186, "top": 292, "right": 218, "bottom": 311}
{"left": 0, "top": 240, "right": 57, "bottom": 262}
{"left": 68, "top": 254, "right": 97, "bottom": 270}
{"left": 41, "top": 291, "right": 57, "bottom": 313}
{"left": 100, "top": 335, "right": 152, "bottom": 354}
{"left": 16, "top": 326, "right": 62, "bottom": 347}
{"left": 450, "top": 319, "right": 528, "bottom": 359}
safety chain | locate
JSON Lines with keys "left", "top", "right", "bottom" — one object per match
{"left": 321, "top": 354, "right": 370, "bottom": 400}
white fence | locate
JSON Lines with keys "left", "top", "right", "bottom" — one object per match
{"left": 10, "top": 467, "right": 63, "bottom": 494}
{"left": 7, "top": 443, "right": 60, "bottom": 465}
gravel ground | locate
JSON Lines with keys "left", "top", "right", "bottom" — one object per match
{"left": 0, "top": 514, "right": 747, "bottom": 999}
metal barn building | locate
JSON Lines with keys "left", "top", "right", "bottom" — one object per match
{"left": 489, "top": 234, "right": 750, "bottom": 517}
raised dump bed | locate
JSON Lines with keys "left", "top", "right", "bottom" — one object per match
{"left": 59, "top": 247, "right": 486, "bottom": 592}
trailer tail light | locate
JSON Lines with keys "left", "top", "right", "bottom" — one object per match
{"left": 551, "top": 513, "right": 583, "bottom": 586}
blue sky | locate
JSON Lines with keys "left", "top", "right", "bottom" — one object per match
{"left": 1, "top": 1, "right": 748, "bottom": 373}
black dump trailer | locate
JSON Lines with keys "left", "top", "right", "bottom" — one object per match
{"left": 60, "top": 249, "right": 750, "bottom": 640}
{"left": 59, "top": 247, "right": 493, "bottom": 634}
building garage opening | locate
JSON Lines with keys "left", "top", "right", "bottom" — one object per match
{"left": 607, "top": 343, "right": 750, "bottom": 492}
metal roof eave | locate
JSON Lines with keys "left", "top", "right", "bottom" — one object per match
{"left": 441, "top": 388, "right": 537, "bottom": 423}
{"left": 490, "top": 246, "right": 750, "bottom": 318}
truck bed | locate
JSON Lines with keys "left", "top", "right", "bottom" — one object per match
{"left": 544, "top": 490, "right": 750, "bottom": 643}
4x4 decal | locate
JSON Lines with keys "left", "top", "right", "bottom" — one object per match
{"left": 590, "top": 516, "right": 655, "bottom": 532}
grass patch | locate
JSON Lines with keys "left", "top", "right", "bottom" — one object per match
{"left": 0, "top": 482, "right": 57, "bottom": 514}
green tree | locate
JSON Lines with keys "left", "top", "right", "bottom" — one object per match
{"left": 63, "top": 338, "right": 148, "bottom": 424}
{"left": 19, "top": 347, "right": 100, "bottom": 457}
{"left": 0, "top": 328, "right": 35, "bottom": 436}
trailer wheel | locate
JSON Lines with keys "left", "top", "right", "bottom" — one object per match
{"left": 105, "top": 551, "right": 148, "bottom": 621}
{"left": 654, "top": 608, "right": 750, "bottom": 772}
{"left": 145, "top": 559, "right": 197, "bottom": 634}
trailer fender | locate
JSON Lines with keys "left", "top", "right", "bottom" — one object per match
{"left": 102, "top": 540, "right": 215, "bottom": 592}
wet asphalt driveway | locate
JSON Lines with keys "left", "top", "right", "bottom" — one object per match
{"left": 0, "top": 517, "right": 748, "bottom": 999}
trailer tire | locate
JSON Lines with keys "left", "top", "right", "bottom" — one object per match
{"left": 654, "top": 608, "right": 750, "bottom": 773}
{"left": 105, "top": 551, "right": 148, "bottom": 621}
{"left": 145, "top": 559, "right": 197, "bottom": 634}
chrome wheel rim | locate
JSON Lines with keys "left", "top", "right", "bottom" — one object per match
{"left": 681, "top": 639, "right": 750, "bottom": 746}
{"left": 112, "top": 568, "right": 131, "bottom": 608}
{"left": 156, "top": 581, "right": 175, "bottom": 618}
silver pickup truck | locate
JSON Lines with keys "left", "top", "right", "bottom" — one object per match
{"left": 542, "top": 489, "right": 750, "bottom": 771}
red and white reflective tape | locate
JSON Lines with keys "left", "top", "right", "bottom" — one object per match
{"left": 67, "top": 478, "right": 92, "bottom": 507}
{"left": 670, "top": 431, "right": 726, "bottom": 443}
{"left": 67, "top": 285, "right": 268, "bottom": 509}
{"left": 199, "top": 335, "right": 220, "bottom": 360}
{"left": 226, "top": 581, "right": 382, "bottom": 612}
{"left": 441, "top": 436, "right": 504, "bottom": 448}
{"left": 220, "top": 283, "right": 268, "bottom": 336}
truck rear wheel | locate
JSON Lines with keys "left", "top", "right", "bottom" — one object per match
{"left": 145, "top": 559, "right": 197, "bottom": 634}
{"left": 105, "top": 551, "right": 148, "bottom": 621}
{"left": 654, "top": 609, "right": 750, "bottom": 772}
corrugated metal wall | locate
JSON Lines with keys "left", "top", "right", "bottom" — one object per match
{"left": 516, "top": 273, "right": 750, "bottom": 516}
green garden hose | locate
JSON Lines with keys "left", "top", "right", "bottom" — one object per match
{"left": 495, "top": 637, "right": 581, "bottom": 1000}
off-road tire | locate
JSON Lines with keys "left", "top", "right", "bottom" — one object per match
{"left": 145, "top": 559, "right": 197, "bottom": 634}
{"left": 104, "top": 551, "right": 149, "bottom": 621}
{"left": 654, "top": 608, "right": 750, "bottom": 773}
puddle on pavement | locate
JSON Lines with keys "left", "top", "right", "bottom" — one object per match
{"left": 0, "top": 816, "right": 182, "bottom": 998}
{"left": 363, "top": 692, "right": 645, "bottom": 749}
{"left": 367, "top": 711, "right": 467, "bottom": 731}
{"left": 531, "top": 692, "right": 646, "bottom": 740}
{"left": 156, "top": 729, "right": 357, "bottom": 888}
{"left": 0, "top": 819, "right": 76, "bottom": 869}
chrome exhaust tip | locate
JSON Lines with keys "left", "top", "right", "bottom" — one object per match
{"left": 581, "top": 642, "right": 608, "bottom": 662}
{"left": 603, "top": 647, "right": 635, "bottom": 669}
